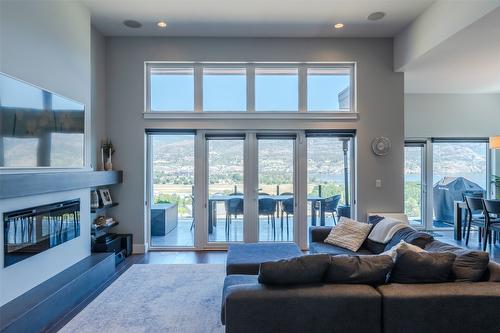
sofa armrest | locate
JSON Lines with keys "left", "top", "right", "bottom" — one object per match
{"left": 309, "top": 226, "right": 332, "bottom": 243}
{"left": 224, "top": 283, "right": 381, "bottom": 333}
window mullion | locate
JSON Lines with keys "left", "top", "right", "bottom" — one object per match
{"left": 299, "top": 65, "right": 307, "bottom": 112}
{"left": 194, "top": 65, "right": 203, "bottom": 112}
{"left": 247, "top": 65, "right": 255, "bottom": 112}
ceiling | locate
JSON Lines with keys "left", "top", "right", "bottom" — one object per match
{"left": 405, "top": 7, "right": 500, "bottom": 94}
{"left": 83, "top": 0, "right": 435, "bottom": 37}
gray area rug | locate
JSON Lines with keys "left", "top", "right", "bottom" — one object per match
{"left": 60, "top": 264, "right": 225, "bottom": 333}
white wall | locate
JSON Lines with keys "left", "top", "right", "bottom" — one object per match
{"left": 405, "top": 93, "right": 500, "bottom": 138}
{"left": 0, "top": 0, "right": 92, "bottom": 305}
{"left": 105, "top": 37, "right": 405, "bottom": 247}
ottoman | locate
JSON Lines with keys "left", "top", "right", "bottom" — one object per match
{"left": 226, "top": 243, "right": 303, "bottom": 275}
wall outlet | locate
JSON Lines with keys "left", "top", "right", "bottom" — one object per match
{"left": 375, "top": 179, "right": 382, "bottom": 188}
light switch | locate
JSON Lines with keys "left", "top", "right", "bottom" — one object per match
{"left": 375, "top": 179, "right": 382, "bottom": 188}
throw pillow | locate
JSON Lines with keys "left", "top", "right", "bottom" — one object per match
{"left": 383, "top": 227, "right": 433, "bottom": 251}
{"left": 258, "top": 254, "right": 331, "bottom": 285}
{"left": 367, "top": 218, "right": 408, "bottom": 244}
{"left": 389, "top": 250, "right": 456, "bottom": 283}
{"left": 325, "top": 255, "right": 394, "bottom": 285}
{"left": 381, "top": 240, "right": 426, "bottom": 261}
{"left": 324, "top": 217, "right": 372, "bottom": 252}
{"left": 452, "top": 250, "right": 490, "bottom": 282}
{"left": 362, "top": 215, "right": 388, "bottom": 254}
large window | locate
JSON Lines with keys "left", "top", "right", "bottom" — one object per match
{"left": 150, "top": 68, "right": 194, "bottom": 111}
{"left": 203, "top": 68, "right": 246, "bottom": 111}
{"left": 146, "top": 63, "right": 355, "bottom": 113}
{"left": 255, "top": 68, "right": 298, "bottom": 112}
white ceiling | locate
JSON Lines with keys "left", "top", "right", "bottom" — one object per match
{"left": 405, "top": 7, "right": 500, "bottom": 94}
{"left": 83, "top": 0, "right": 435, "bottom": 37}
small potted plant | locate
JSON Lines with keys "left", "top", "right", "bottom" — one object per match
{"left": 101, "top": 139, "right": 115, "bottom": 171}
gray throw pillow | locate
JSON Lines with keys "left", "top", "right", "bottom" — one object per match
{"left": 452, "top": 251, "right": 490, "bottom": 282}
{"left": 390, "top": 250, "right": 456, "bottom": 283}
{"left": 258, "top": 254, "right": 331, "bottom": 285}
{"left": 325, "top": 255, "right": 394, "bottom": 285}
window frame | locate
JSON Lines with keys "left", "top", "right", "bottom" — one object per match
{"left": 144, "top": 62, "right": 357, "bottom": 120}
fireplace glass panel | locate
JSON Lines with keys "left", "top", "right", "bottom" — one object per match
{"left": 3, "top": 199, "right": 80, "bottom": 267}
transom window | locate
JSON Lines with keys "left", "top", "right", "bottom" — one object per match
{"left": 145, "top": 62, "right": 355, "bottom": 113}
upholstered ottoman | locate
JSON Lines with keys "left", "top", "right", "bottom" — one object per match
{"left": 226, "top": 243, "right": 303, "bottom": 275}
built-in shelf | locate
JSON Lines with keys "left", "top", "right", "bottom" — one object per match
{"left": 91, "top": 202, "right": 119, "bottom": 213}
{"left": 91, "top": 220, "right": 119, "bottom": 231}
{"left": 0, "top": 170, "right": 123, "bottom": 199}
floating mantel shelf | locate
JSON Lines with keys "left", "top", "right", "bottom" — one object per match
{"left": 0, "top": 170, "right": 123, "bottom": 199}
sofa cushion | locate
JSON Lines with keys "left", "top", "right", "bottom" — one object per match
{"left": 258, "top": 254, "right": 331, "bottom": 285}
{"left": 324, "top": 217, "right": 372, "bottom": 252}
{"left": 390, "top": 250, "right": 456, "bottom": 283}
{"left": 325, "top": 255, "right": 394, "bottom": 285}
{"left": 362, "top": 215, "right": 388, "bottom": 254}
{"left": 377, "top": 282, "right": 500, "bottom": 333}
{"left": 221, "top": 274, "right": 259, "bottom": 324}
{"left": 424, "top": 240, "right": 489, "bottom": 282}
{"left": 226, "top": 243, "right": 303, "bottom": 275}
{"left": 383, "top": 227, "right": 433, "bottom": 251}
{"left": 310, "top": 241, "right": 373, "bottom": 256}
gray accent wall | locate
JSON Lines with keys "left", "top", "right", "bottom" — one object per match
{"left": 105, "top": 37, "right": 405, "bottom": 247}
{"left": 91, "top": 26, "right": 107, "bottom": 169}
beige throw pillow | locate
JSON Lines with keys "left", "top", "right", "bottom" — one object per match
{"left": 324, "top": 217, "right": 372, "bottom": 252}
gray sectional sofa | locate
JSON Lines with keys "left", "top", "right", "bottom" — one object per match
{"left": 222, "top": 225, "right": 500, "bottom": 333}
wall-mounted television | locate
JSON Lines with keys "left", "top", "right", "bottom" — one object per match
{"left": 0, "top": 72, "right": 85, "bottom": 168}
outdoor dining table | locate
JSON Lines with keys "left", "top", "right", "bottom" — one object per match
{"left": 207, "top": 194, "right": 326, "bottom": 234}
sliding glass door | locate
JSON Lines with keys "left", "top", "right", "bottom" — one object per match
{"left": 148, "top": 130, "right": 354, "bottom": 249}
{"left": 149, "top": 133, "right": 195, "bottom": 248}
{"left": 257, "top": 136, "right": 295, "bottom": 242}
{"left": 404, "top": 142, "right": 426, "bottom": 228}
{"left": 206, "top": 136, "right": 245, "bottom": 243}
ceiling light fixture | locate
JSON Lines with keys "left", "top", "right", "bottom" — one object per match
{"left": 367, "top": 12, "right": 386, "bottom": 21}
{"left": 157, "top": 21, "right": 168, "bottom": 28}
{"left": 334, "top": 23, "right": 344, "bottom": 29}
{"left": 123, "top": 20, "right": 142, "bottom": 28}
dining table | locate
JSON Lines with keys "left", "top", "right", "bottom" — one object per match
{"left": 207, "top": 194, "right": 327, "bottom": 234}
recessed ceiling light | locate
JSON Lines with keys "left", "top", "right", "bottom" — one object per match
{"left": 123, "top": 20, "right": 142, "bottom": 28}
{"left": 157, "top": 21, "right": 168, "bottom": 28}
{"left": 334, "top": 23, "right": 344, "bottom": 29}
{"left": 367, "top": 12, "right": 386, "bottom": 21}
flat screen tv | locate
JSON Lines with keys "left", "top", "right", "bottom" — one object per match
{"left": 0, "top": 72, "right": 85, "bottom": 168}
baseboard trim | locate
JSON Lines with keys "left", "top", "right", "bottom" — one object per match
{"left": 133, "top": 243, "right": 148, "bottom": 254}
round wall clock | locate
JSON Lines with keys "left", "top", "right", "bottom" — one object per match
{"left": 371, "top": 137, "right": 391, "bottom": 156}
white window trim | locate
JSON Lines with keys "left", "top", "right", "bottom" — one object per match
{"left": 144, "top": 61, "right": 357, "bottom": 120}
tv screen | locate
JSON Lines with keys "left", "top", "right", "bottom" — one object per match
{"left": 0, "top": 73, "right": 85, "bottom": 168}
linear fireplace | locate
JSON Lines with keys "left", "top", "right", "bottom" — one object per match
{"left": 3, "top": 199, "right": 80, "bottom": 267}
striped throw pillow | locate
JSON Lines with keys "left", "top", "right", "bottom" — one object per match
{"left": 324, "top": 217, "right": 372, "bottom": 252}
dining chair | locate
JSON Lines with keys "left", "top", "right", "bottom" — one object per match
{"left": 259, "top": 198, "right": 277, "bottom": 239}
{"left": 481, "top": 199, "right": 500, "bottom": 251}
{"left": 462, "top": 192, "right": 484, "bottom": 237}
{"left": 225, "top": 197, "right": 244, "bottom": 240}
{"left": 281, "top": 197, "right": 293, "bottom": 240}
{"left": 464, "top": 196, "right": 485, "bottom": 246}
{"left": 322, "top": 195, "right": 341, "bottom": 225}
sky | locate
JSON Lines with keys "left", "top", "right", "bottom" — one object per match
{"left": 150, "top": 72, "right": 350, "bottom": 112}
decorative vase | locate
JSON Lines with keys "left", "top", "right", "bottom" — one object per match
{"left": 105, "top": 154, "right": 113, "bottom": 171}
